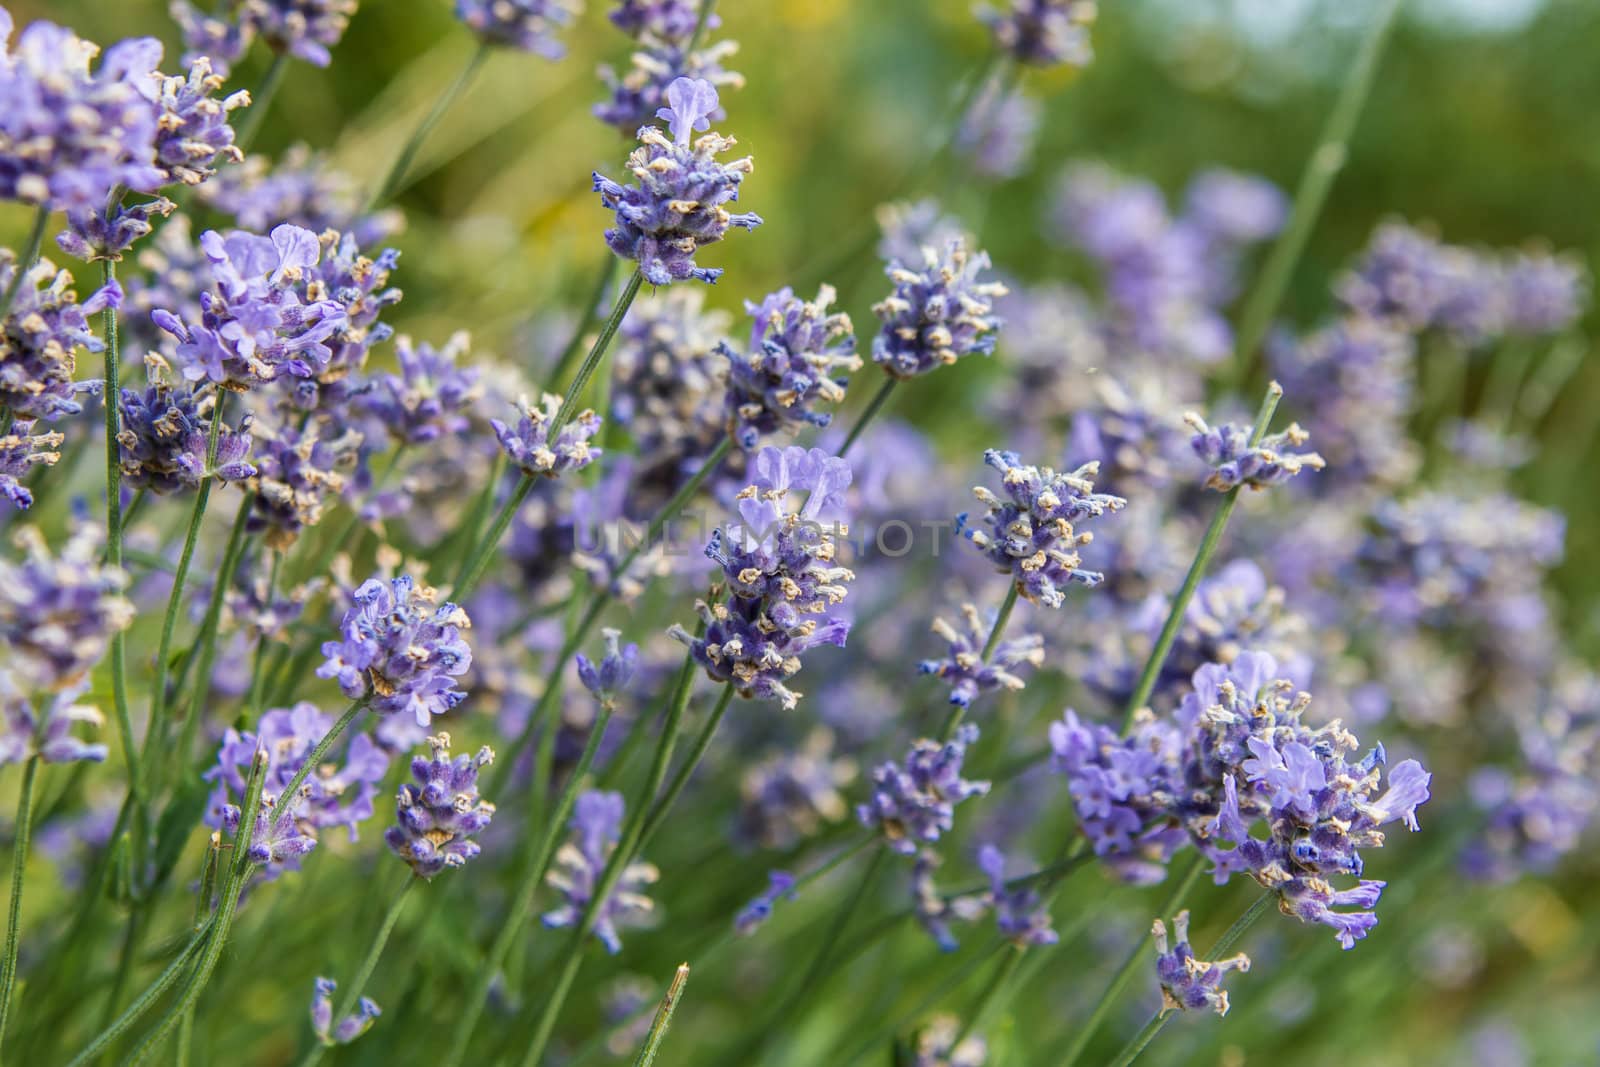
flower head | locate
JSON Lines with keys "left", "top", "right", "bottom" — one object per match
{"left": 871, "top": 238, "right": 1006, "bottom": 379}
{"left": 309, "top": 977, "right": 380, "bottom": 1046}
{"left": 361, "top": 332, "right": 480, "bottom": 446}
{"left": 737, "top": 729, "right": 854, "bottom": 849}
{"left": 957, "top": 449, "right": 1126, "bottom": 608}
{"left": 576, "top": 627, "right": 640, "bottom": 700}
{"left": 1153, "top": 910, "right": 1251, "bottom": 1016}
{"left": 594, "top": 38, "right": 743, "bottom": 137}
{"left": 977, "top": 845, "right": 1057, "bottom": 946}
{"left": 384, "top": 733, "right": 495, "bottom": 878}
{"left": 592, "top": 77, "right": 761, "bottom": 285}
{"left": 976, "top": 0, "right": 1097, "bottom": 68}
{"left": 733, "top": 869, "right": 797, "bottom": 936}
{"left": 117, "top": 374, "right": 256, "bottom": 493}
{"left": 0, "top": 256, "right": 119, "bottom": 420}
{"left": 669, "top": 446, "right": 855, "bottom": 708}
{"left": 245, "top": 419, "right": 362, "bottom": 548}
{"left": 456, "top": 0, "right": 579, "bottom": 57}
{"left": 721, "top": 284, "right": 861, "bottom": 449}
{"left": 1187, "top": 406, "right": 1326, "bottom": 492}
{"left": 543, "top": 790, "right": 659, "bottom": 953}
{"left": 857, "top": 724, "right": 991, "bottom": 856}
{"left": 318, "top": 575, "right": 473, "bottom": 726}
{"left": 0, "top": 419, "right": 62, "bottom": 510}
{"left": 0, "top": 524, "right": 132, "bottom": 692}
{"left": 0, "top": 677, "right": 108, "bottom": 765}
{"left": 610, "top": 0, "right": 708, "bottom": 42}
{"left": 920, "top": 603, "right": 1044, "bottom": 709}
{"left": 491, "top": 393, "right": 602, "bottom": 479}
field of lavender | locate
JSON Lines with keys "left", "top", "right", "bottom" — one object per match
{"left": 2, "top": 0, "right": 1598, "bottom": 1063}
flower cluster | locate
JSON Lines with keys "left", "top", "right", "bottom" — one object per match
{"left": 151, "top": 57, "right": 250, "bottom": 187}
{"left": 976, "top": 845, "right": 1057, "bottom": 947}
{"left": 592, "top": 77, "right": 761, "bottom": 285}
{"left": 152, "top": 225, "right": 348, "bottom": 389}
{"left": 1187, "top": 408, "right": 1326, "bottom": 492}
{"left": 309, "top": 977, "right": 380, "bottom": 1046}
{"left": 1152, "top": 910, "right": 1251, "bottom": 1016}
{"left": 857, "top": 725, "right": 991, "bottom": 856}
{"left": 456, "top": 0, "right": 579, "bottom": 56}
{"left": 720, "top": 284, "right": 861, "bottom": 449}
{"left": 955, "top": 81, "right": 1041, "bottom": 181}
{"left": 384, "top": 733, "right": 495, "bottom": 878}
{"left": 491, "top": 393, "right": 602, "bottom": 479}
{"left": 544, "top": 790, "right": 659, "bottom": 953}
{"left": 360, "top": 332, "right": 480, "bottom": 446}
{"left": 0, "top": 419, "right": 61, "bottom": 510}
{"left": 196, "top": 144, "right": 403, "bottom": 248}
{"left": 957, "top": 449, "right": 1127, "bottom": 608}
{"left": 0, "top": 678, "right": 108, "bottom": 765}
{"left": 245, "top": 420, "right": 362, "bottom": 547}
{"left": 318, "top": 575, "right": 473, "bottom": 727}
{"left": 0, "top": 257, "right": 119, "bottom": 420}
{"left": 669, "top": 446, "right": 855, "bottom": 708}
{"left": 871, "top": 238, "right": 1006, "bottom": 379}
{"left": 204, "top": 703, "right": 390, "bottom": 878}
{"left": 0, "top": 524, "right": 132, "bottom": 692}
{"left": 610, "top": 0, "right": 707, "bottom": 41}
{"left": 117, "top": 376, "right": 256, "bottom": 493}
{"left": 173, "top": 0, "right": 356, "bottom": 75}
{"left": 976, "top": 0, "right": 1097, "bottom": 68}
{"left": 919, "top": 603, "right": 1044, "bottom": 709}
{"left": 280, "top": 232, "right": 402, "bottom": 414}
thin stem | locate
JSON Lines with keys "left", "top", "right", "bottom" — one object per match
{"left": 631, "top": 963, "right": 691, "bottom": 1067}
{"left": 0, "top": 756, "right": 39, "bottom": 1055}
{"left": 1120, "top": 383, "right": 1283, "bottom": 732}
{"left": 0, "top": 204, "right": 50, "bottom": 323}
{"left": 1233, "top": 0, "right": 1404, "bottom": 376}
{"left": 440, "top": 699, "right": 617, "bottom": 1067}
{"left": 233, "top": 55, "right": 290, "bottom": 152}
{"left": 119, "top": 488, "right": 148, "bottom": 536}
{"left": 686, "top": 0, "right": 720, "bottom": 52}
{"left": 141, "top": 394, "right": 228, "bottom": 793}
{"left": 550, "top": 268, "right": 644, "bottom": 438}
{"left": 297, "top": 876, "right": 418, "bottom": 1067}
{"left": 1104, "top": 892, "right": 1274, "bottom": 1067}
{"left": 366, "top": 44, "right": 490, "bottom": 211}
{"left": 838, "top": 377, "right": 898, "bottom": 457}
{"left": 637, "top": 684, "right": 735, "bottom": 848}
{"left": 1058, "top": 855, "right": 1204, "bottom": 1067}
{"left": 101, "top": 261, "right": 143, "bottom": 820}
{"left": 64, "top": 920, "right": 213, "bottom": 1067}
{"left": 953, "top": 947, "right": 1023, "bottom": 1047}
{"left": 172, "top": 493, "right": 254, "bottom": 760}
{"left": 271, "top": 698, "right": 369, "bottom": 830}
{"left": 453, "top": 473, "right": 535, "bottom": 599}
{"left": 547, "top": 258, "right": 620, "bottom": 387}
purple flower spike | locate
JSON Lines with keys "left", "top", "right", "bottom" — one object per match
{"left": 384, "top": 733, "right": 495, "bottom": 878}
{"left": 491, "top": 393, "right": 602, "bottom": 479}
{"left": 976, "top": 0, "right": 1098, "bottom": 69}
{"left": 456, "top": 0, "right": 580, "bottom": 57}
{"left": 920, "top": 603, "right": 1044, "bottom": 709}
{"left": 1187, "top": 407, "right": 1326, "bottom": 492}
{"left": 857, "top": 724, "right": 991, "bottom": 856}
{"left": 575, "top": 627, "right": 640, "bottom": 699}
{"left": 657, "top": 76, "right": 719, "bottom": 144}
{"left": 543, "top": 790, "right": 659, "bottom": 953}
{"left": 117, "top": 375, "right": 256, "bottom": 493}
{"left": 977, "top": 845, "right": 1056, "bottom": 947}
{"left": 871, "top": 238, "right": 1007, "bottom": 379}
{"left": 1153, "top": 910, "right": 1251, "bottom": 1016}
{"left": 0, "top": 678, "right": 109, "bottom": 766}
{"left": 318, "top": 575, "right": 473, "bottom": 727}
{"left": 0, "top": 523, "right": 132, "bottom": 693}
{"left": 309, "top": 977, "right": 381, "bottom": 1047}
{"left": 721, "top": 284, "right": 861, "bottom": 450}
{"left": 1, "top": 256, "right": 119, "bottom": 420}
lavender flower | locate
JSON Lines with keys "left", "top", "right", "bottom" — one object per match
{"left": 0, "top": 256, "right": 119, "bottom": 420}
{"left": 669, "top": 446, "right": 855, "bottom": 708}
{"left": 911, "top": 850, "right": 987, "bottom": 951}
{"left": 0, "top": 524, "right": 132, "bottom": 692}
{"left": 737, "top": 729, "right": 854, "bottom": 849}
{"left": 179, "top": 0, "right": 357, "bottom": 69}
{"left": 610, "top": 0, "right": 708, "bottom": 42}
{"left": 0, "top": 14, "right": 164, "bottom": 210}
{"left": 309, "top": 977, "right": 380, "bottom": 1046}
{"left": 117, "top": 375, "right": 256, "bottom": 492}
{"left": 151, "top": 225, "right": 348, "bottom": 389}
{"left": 733, "top": 870, "right": 797, "bottom": 936}
{"left": 154, "top": 57, "right": 249, "bottom": 185}
{"left": 592, "top": 77, "right": 761, "bottom": 285}
{"left": 857, "top": 724, "right": 991, "bottom": 856}
{"left": 955, "top": 82, "right": 1040, "bottom": 181}
{"left": 171, "top": 3, "right": 252, "bottom": 78}
{"left": 871, "top": 238, "right": 1006, "bottom": 379}
{"left": 576, "top": 627, "right": 640, "bottom": 699}
{"left": 491, "top": 393, "right": 602, "bottom": 479}
{"left": 594, "top": 39, "right": 743, "bottom": 138}
{"left": 360, "top": 332, "right": 481, "bottom": 446}
{"left": 976, "top": 0, "right": 1097, "bottom": 68}
{"left": 0, "top": 419, "right": 62, "bottom": 509}
{"left": 1184, "top": 169, "right": 1289, "bottom": 246}
{"left": 318, "top": 575, "right": 473, "bottom": 726}
{"left": 245, "top": 420, "right": 361, "bottom": 548}
{"left": 0, "top": 677, "right": 108, "bottom": 765}
{"left": 384, "top": 733, "right": 495, "bottom": 878}
{"left": 957, "top": 449, "right": 1126, "bottom": 608}
{"left": 543, "top": 790, "right": 659, "bottom": 953}
{"left": 876, "top": 199, "right": 968, "bottom": 270}
{"left": 280, "top": 231, "right": 402, "bottom": 414}
{"left": 195, "top": 144, "right": 403, "bottom": 248}
{"left": 919, "top": 603, "right": 1044, "bottom": 709}
{"left": 1187, "top": 408, "right": 1326, "bottom": 491}
{"left": 456, "top": 0, "right": 579, "bottom": 57}
{"left": 1153, "top": 910, "right": 1251, "bottom": 1016}
{"left": 720, "top": 284, "right": 861, "bottom": 449}
{"left": 911, "top": 1014, "right": 988, "bottom": 1067}
{"left": 977, "top": 845, "right": 1056, "bottom": 946}
{"left": 56, "top": 198, "right": 175, "bottom": 264}
{"left": 204, "top": 703, "right": 390, "bottom": 879}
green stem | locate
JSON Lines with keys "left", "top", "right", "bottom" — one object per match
{"left": 1120, "top": 383, "right": 1283, "bottom": 732}
{"left": 452, "top": 473, "right": 535, "bottom": 598}
{"left": 636, "top": 684, "right": 735, "bottom": 848}
{"left": 366, "top": 44, "right": 489, "bottom": 211}
{"left": 1104, "top": 892, "right": 1274, "bottom": 1067}
{"left": 141, "top": 395, "right": 227, "bottom": 793}
{"left": 0, "top": 756, "right": 38, "bottom": 1055}
{"left": 234, "top": 55, "right": 290, "bottom": 152}
{"left": 64, "top": 920, "right": 213, "bottom": 1067}
{"left": 952, "top": 947, "right": 1023, "bottom": 1047}
{"left": 1232, "top": 0, "right": 1404, "bottom": 376}
{"left": 1058, "top": 856, "right": 1204, "bottom": 1067}
{"left": 550, "top": 268, "right": 644, "bottom": 438}
{"left": 0, "top": 204, "right": 50, "bottom": 323}
{"left": 440, "top": 698, "right": 617, "bottom": 1067}
{"left": 837, "top": 377, "right": 898, "bottom": 457}
{"left": 173, "top": 494, "right": 254, "bottom": 760}
{"left": 686, "top": 0, "right": 720, "bottom": 52}
{"left": 631, "top": 964, "right": 691, "bottom": 1067}
{"left": 297, "top": 876, "right": 417, "bottom": 1067}
{"left": 547, "top": 258, "right": 620, "bottom": 387}
{"left": 119, "top": 488, "right": 148, "bottom": 536}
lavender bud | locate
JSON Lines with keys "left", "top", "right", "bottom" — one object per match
{"left": 309, "top": 977, "right": 381, "bottom": 1046}
{"left": 857, "top": 725, "right": 991, "bottom": 856}
{"left": 976, "top": 0, "right": 1097, "bottom": 69}
{"left": 491, "top": 393, "right": 602, "bottom": 479}
{"left": 384, "top": 733, "right": 495, "bottom": 878}
{"left": 0, "top": 419, "right": 63, "bottom": 510}
{"left": 456, "top": 0, "right": 580, "bottom": 57}
{"left": 0, "top": 524, "right": 133, "bottom": 693}
{"left": 920, "top": 603, "right": 1044, "bottom": 710}
{"left": 1153, "top": 910, "right": 1251, "bottom": 1016}
{"left": 0, "top": 677, "right": 109, "bottom": 765}
{"left": 1186, "top": 408, "right": 1326, "bottom": 492}
{"left": 733, "top": 870, "right": 796, "bottom": 936}
{"left": 575, "top": 627, "right": 640, "bottom": 699}
{"left": 1, "top": 256, "right": 120, "bottom": 420}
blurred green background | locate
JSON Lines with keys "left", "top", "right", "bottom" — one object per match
{"left": 7, "top": 0, "right": 1600, "bottom": 1063}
